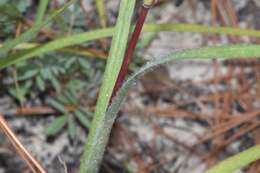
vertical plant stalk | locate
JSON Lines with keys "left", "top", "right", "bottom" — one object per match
{"left": 79, "top": 1, "right": 156, "bottom": 172}
{"left": 0, "top": 114, "right": 46, "bottom": 173}
{"left": 79, "top": 0, "right": 136, "bottom": 172}
{"left": 111, "top": 1, "right": 153, "bottom": 97}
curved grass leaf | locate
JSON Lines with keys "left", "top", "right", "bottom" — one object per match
{"left": 0, "top": 42, "right": 106, "bottom": 59}
{"left": 45, "top": 115, "right": 68, "bottom": 136}
{"left": 88, "top": 44, "right": 260, "bottom": 173}
{"left": 108, "top": 44, "right": 260, "bottom": 125}
{"left": 143, "top": 23, "right": 260, "bottom": 37}
{"left": 205, "top": 145, "right": 260, "bottom": 173}
{"left": 0, "top": 28, "right": 113, "bottom": 69}
{"left": 2, "top": 23, "right": 260, "bottom": 69}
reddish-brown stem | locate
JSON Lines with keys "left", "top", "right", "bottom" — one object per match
{"left": 111, "top": 4, "right": 151, "bottom": 99}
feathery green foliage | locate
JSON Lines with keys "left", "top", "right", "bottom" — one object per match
{"left": 0, "top": 0, "right": 76, "bottom": 57}
{"left": 46, "top": 93, "right": 93, "bottom": 139}
{"left": 45, "top": 115, "right": 68, "bottom": 136}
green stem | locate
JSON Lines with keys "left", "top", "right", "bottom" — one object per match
{"left": 79, "top": 0, "right": 136, "bottom": 172}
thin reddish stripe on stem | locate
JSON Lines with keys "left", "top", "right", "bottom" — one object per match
{"left": 111, "top": 5, "right": 150, "bottom": 99}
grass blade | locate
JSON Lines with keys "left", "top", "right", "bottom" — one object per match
{"left": 34, "top": 0, "right": 50, "bottom": 26}
{"left": 143, "top": 23, "right": 260, "bottom": 37}
{"left": 0, "top": 42, "right": 107, "bottom": 59}
{"left": 109, "top": 44, "right": 260, "bottom": 120}
{"left": 92, "top": 44, "right": 260, "bottom": 173}
{"left": 2, "top": 23, "right": 260, "bottom": 68}
{"left": 0, "top": 28, "right": 113, "bottom": 69}
{"left": 205, "top": 145, "right": 260, "bottom": 173}
{"left": 79, "top": 0, "right": 136, "bottom": 172}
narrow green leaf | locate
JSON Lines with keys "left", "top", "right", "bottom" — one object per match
{"left": 68, "top": 115, "right": 76, "bottom": 139}
{"left": 34, "top": 0, "right": 50, "bottom": 26}
{"left": 18, "top": 69, "right": 39, "bottom": 80}
{"left": 40, "top": 68, "right": 51, "bottom": 79}
{"left": 64, "top": 90, "right": 77, "bottom": 104}
{"left": 65, "top": 57, "right": 76, "bottom": 69}
{"left": 45, "top": 115, "right": 67, "bottom": 136}
{"left": 56, "top": 95, "right": 69, "bottom": 104}
{"left": 74, "top": 110, "right": 91, "bottom": 129}
{"left": 2, "top": 23, "right": 260, "bottom": 68}
{"left": 205, "top": 145, "right": 260, "bottom": 173}
{"left": 0, "top": 28, "right": 113, "bottom": 69}
{"left": 107, "top": 45, "right": 260, "bottom": 124}
{"left": 81, "top": 44, "right": 260, "bottom": 173}
{"left": 143, "top": 23, "right": 260, "bottom": 37}
{"left": 79, "top": 0, "right": 136, "bottom": 172}
{"left": 47, "top": 98, "right": 67, "bottom": 113}
{"left": 36, "top": 76, "right": 45, "bottom": 91}
{"left": 48, "top": 75, "right": 60, "bottom": 92}
{"left": 78, "top": 58, "right": 91, "bottom": 70}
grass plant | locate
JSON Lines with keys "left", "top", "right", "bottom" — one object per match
{"left": 0, "top": 0, "right": 259, "bottom": 173}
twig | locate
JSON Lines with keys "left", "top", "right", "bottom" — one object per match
{"left": 58, "top": 155, "right": 68, "bottom": 173}
{"left": 0, "top": 113, "right": 46, "bottom": 173}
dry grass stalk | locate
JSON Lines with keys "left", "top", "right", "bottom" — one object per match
{"left": 0, "top": 114, "right": 46, "bottom": 173}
